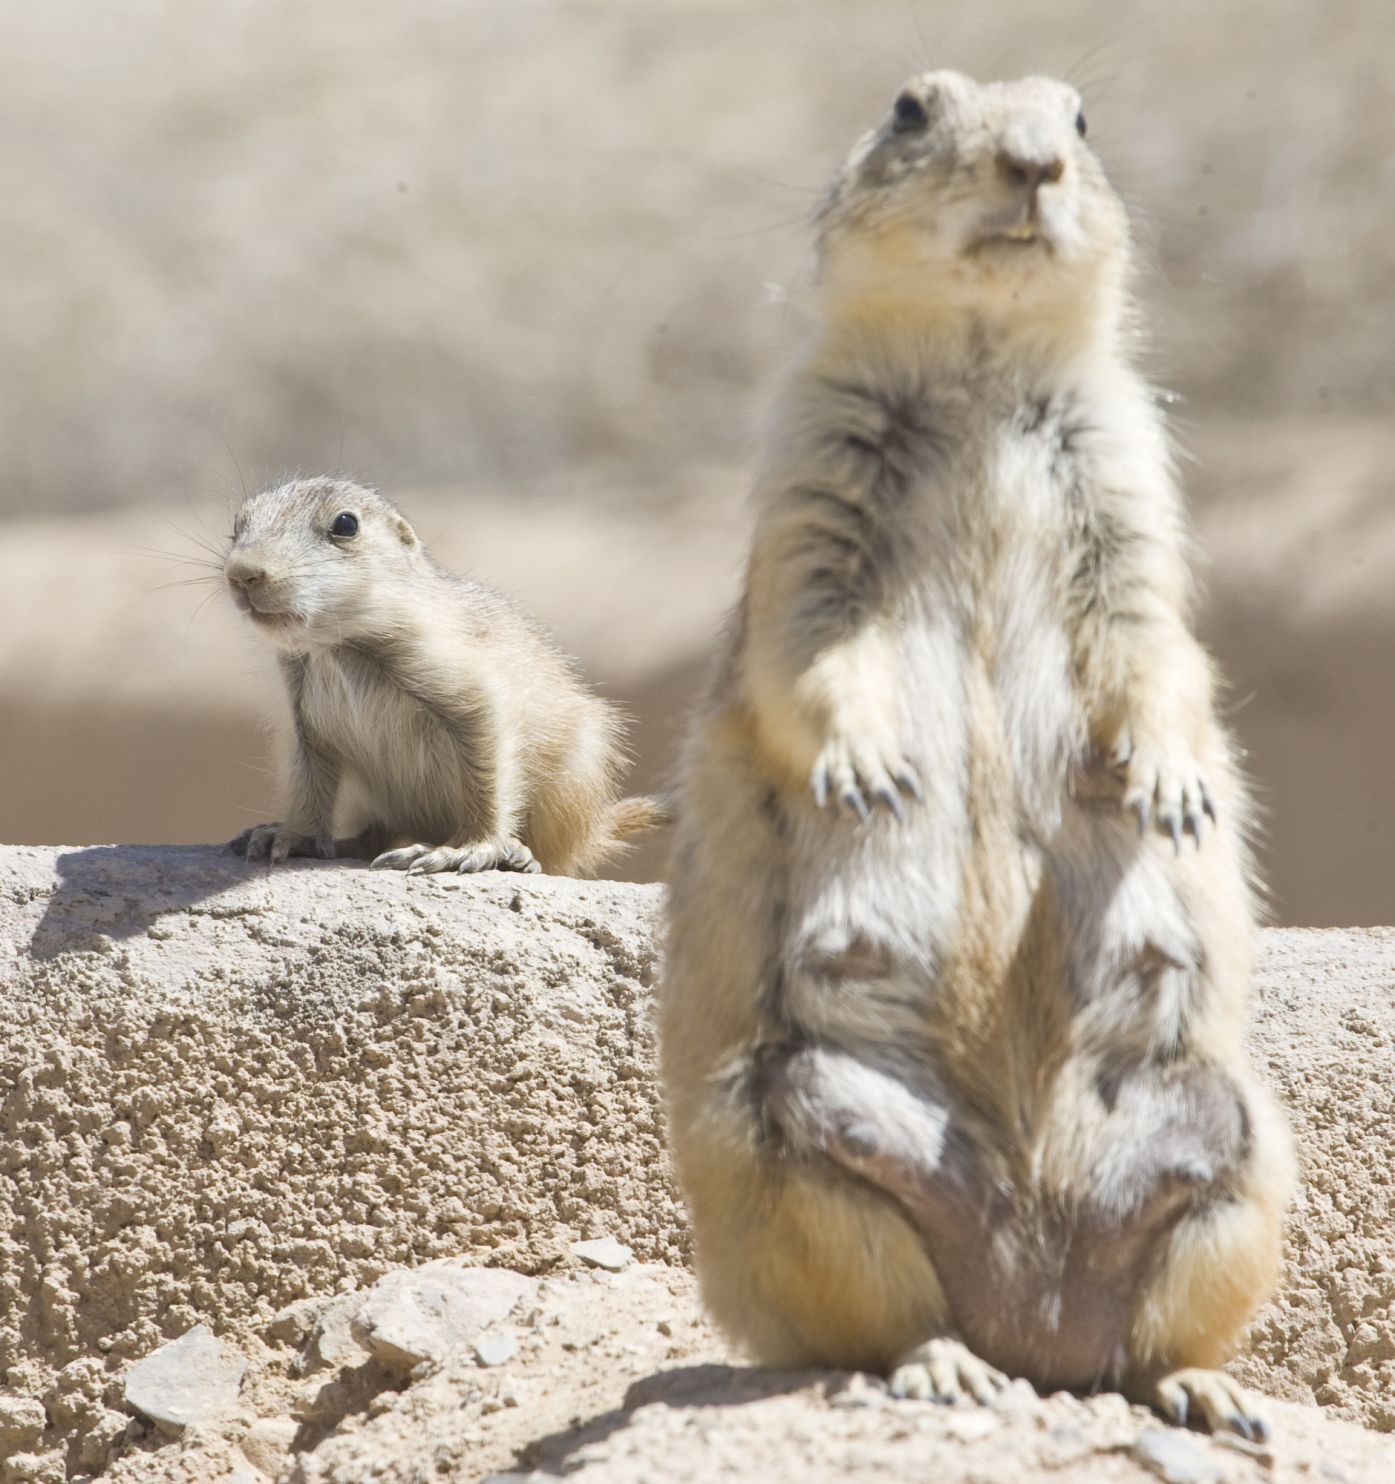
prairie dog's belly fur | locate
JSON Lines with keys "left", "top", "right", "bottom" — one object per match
{"left": 661, "top": 68, "right": 1291, "bottom": 1434}
{"left": 297, "top": 645, "right": 479, "bottom": 845}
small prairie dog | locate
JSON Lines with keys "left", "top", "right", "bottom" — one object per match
{"left": 223, "top": 476, "right": 666, "bottom": 876}
{"left": 661, "top": 72, "right": 1292, "bottom": 1437}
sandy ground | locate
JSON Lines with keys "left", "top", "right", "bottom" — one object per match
{"left": 105, "top": 1266, "right": 1395, "bottom": 1484}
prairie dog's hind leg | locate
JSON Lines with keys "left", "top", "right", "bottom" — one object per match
{"left": 1125, "top": 1081, "right": 1292, "bottom": 1439}
{"left": 764, "top": 1042, "right": 1019, "bottom": 1406}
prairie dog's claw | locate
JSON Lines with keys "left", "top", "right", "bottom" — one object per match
{"left": 1116, "top": 735, "right": 1214, "bottom": 850}
{"left": 811, "top": 737, "right": 920, "bottom": 824}
{"left": 889, "top": 1337, "right": 1016, "bottom": 1406}
{"left": 372, "top": 838, "right": 541, "bottom": 876}
{"left": 230, "top": 823, "right": 334, "bottom": 864}
{"left": 1151, "top": 1368, "right": 1269, "bottom": 1441}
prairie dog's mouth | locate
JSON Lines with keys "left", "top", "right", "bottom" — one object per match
{"left": 243, "top": 606, "right": 298, "bottom": 628}
{"left": 967, "top": 225, "right": 1052, "bottom": 256}
{"left": 965, "top": 202, "right": 1056, "bottom": 257}
{"left": 227, "top": 585, "right": 301, "bottom": 627}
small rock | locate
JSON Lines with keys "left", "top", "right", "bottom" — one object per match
{"left": 1042, "top": 1423, "right": 1093, "bottom": 1466}
{"left": 2, "top": 1455, "right": 64, "bottom": 1484}
{"left": 829, "top": 1373, "right": 887, "bottom": 1410}
{"left": 475, "top": 1331, "right": 518, "bottom": 1367}
{"left": 0, "top": 1393, "right": 47, "bottom": 1451}
{"left": 991, "top": 1377, "right": 1038, "bottom": 1414}
{"left": 656, "top": 1318, "right": 673, "bottom": 1337}
{"left": 353, "top": 1264, "right": 536, "bottom": 1373}
{"left": 1132, "top": 1427, "right": 1221, "bottom": 1484}
{"left": 942, "top": 1409, "right": 1001, "bottom": 1442}
{"left": 241, "top": 1415, "right": 300, "bottom": 1474}
{"left": 1213, "top": 1429, "right": 1276, "bottom": 1468}
{"left": 123, "top": 1325, "right": 247, "bottom": 1437}
{"left": 570, "top": 1237, "right": 632, "bottom": 1272}
{"left": 76, "top": 1407, "right": 132, "bottom": 1471}
{"left": 305, "top": 1293, "right": 375, "bottom": 1372}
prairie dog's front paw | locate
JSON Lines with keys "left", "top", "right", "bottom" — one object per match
{"left": 811, "top": 730, "right": 922, "bottom": 823}
{"left": 229, "top": 823, "right": 336, "bottom": 864}
{"left": 1109, "top": 728, "right": 1216, "bottom": 851}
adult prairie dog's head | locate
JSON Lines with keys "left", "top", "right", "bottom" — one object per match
{"left": 223, "top": 477, "right": 424, "bottom": 649}
{"left": 815, "top": 71, "right": 1129, "bottom": 333}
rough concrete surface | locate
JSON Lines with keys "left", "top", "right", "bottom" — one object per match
{"left": 0, "top": 845, "right": 1392, "bottom": 1481}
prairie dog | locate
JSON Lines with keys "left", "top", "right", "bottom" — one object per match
{"left": 661, "top": 72, "right": 1292, "bottom": 1438}
{"left": 223, "top": 476, "right": 666, "bottom": 875}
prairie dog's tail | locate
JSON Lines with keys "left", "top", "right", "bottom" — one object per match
{"left": 608, "top": 792, "right": 677, "bottom": 841}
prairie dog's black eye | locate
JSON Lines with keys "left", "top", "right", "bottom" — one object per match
{"left": 330, "top": 511, "right": 359, "bottom": 539}
{"left": 893, "top": 91, "right": 929, "bottom": 132}
{"left": 1075, "top": 109, "right": 1087, "bottom": 138}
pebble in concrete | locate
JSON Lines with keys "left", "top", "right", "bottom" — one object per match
{"left": 570, "top": 1237, "right": 632, "bottom": 1271}
{"left": 123, "top": 1325, "right": 247, "bottom": 1437}
{"left": 0, "top": 1393, "right": 47, "bottom": 1452}
{"left": 475, "top": 1331, "right": 518, "bottom": 1367}
{"left": 1132, "top": 1428, "right": 1222, "bottom": 1484}
{"left": 241, "top": 1415, "right": 301, "bottom": 1474}
{"left": 352, "top": 1264, "right": 536, "bottom": 1374}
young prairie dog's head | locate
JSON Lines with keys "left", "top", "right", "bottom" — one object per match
{"left": 815, "top": 71, "right": 1129, "bottom": 330}
{"left": 224, "top": 477, "right": 424, "bottom": 648}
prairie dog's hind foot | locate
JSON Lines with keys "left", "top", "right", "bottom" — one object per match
{"left": 370, "top": 837, "right": 542, "bottom": 875}
{"left": 229, "top": 823, "right": 336, "bottom": 864}
{"left": 888, "top": 1337, "right": 1016, "bottom": 1406}
{"left": 1140, "top": 1368, "right": 1270, "bottom": 1443}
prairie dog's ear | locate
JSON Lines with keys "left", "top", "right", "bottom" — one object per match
{"left": 393, "top": 514, "right": 419, "bottom": 549}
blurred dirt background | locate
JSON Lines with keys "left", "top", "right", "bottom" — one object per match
{"left": 0, "top": 0, "right": 1391, "bottom": 924}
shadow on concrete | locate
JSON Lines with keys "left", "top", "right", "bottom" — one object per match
{"left": 26, "top": 842, "right": 344, "bottom": 961}
{"left": 509, "top": 1363, "right": 823, "bottom": 1477}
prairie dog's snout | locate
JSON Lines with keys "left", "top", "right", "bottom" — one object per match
{"left": 223, "top": 477, "right": 415, "bottom": 642}
{"left": 995, "top": 116, "right": 1067, "bottom": 201}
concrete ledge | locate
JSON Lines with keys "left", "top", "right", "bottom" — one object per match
{"left": 0, "top": 845, "right": 682, "bottom": 1396}
{"left": 1, "top": 846, "right": 1392, "bottom": 1465}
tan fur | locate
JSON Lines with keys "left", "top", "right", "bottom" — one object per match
{"left": 661, "top": 71, "right": 1292, "bottom": 1437}
{"left": 223, "top": 476, "right": 665, "bottom": 877}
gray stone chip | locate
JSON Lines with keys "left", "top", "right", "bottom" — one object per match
{"left": 123, "top": 1324, "right": 247, "bottom": 1436}
{"left": 570, "top": 1236, "right": 633, "bottom": 1271}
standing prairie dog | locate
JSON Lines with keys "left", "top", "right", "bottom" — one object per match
{"left": 661, "top": 72, "right": 1292, "bottom": 1438}
{"left": 223, "top": 476, "right": 667, "bottom": 876}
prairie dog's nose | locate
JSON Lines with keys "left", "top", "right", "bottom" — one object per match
{"left": 225, "top": 551, "right": 267, "bottom": 590}
{"left": 997, "top": 147, "right": 1064, "bottom": 195}
{"left": 996, "top": 116, "right": 1065, "bottom": 197}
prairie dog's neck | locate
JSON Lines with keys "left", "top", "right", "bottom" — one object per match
{"left": 807, "top": 288, "right": 1127, "bottom": 399}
